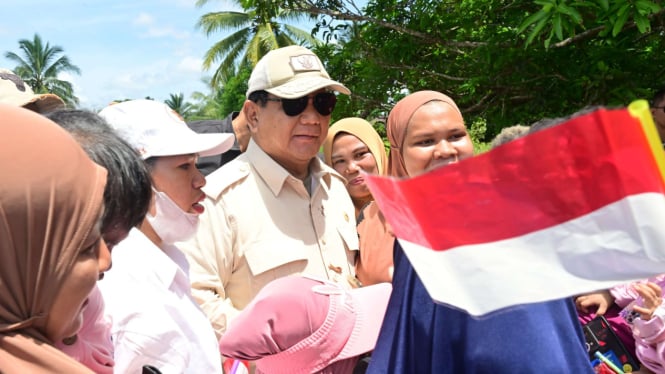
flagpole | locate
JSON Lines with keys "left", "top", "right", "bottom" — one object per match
{"left": 628, "top": 99, "right": 665, "bottom": 185}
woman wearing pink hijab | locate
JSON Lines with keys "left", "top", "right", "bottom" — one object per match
{"left": 0, "top": 104, "right": 111, "bottom": 373}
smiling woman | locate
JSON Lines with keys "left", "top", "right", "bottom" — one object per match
{"left": 367, "top": 91, "right": 595, "bottom": 373}
{"left": 0, "top": 104, "right": 108, "bottom": 373}
{"left": 400, "top": 100, "right": 473, "bottom": 176}
{"left": 322, "top": 117, "right": 393, "bottom": 287}
{"left": 323, "top": 117, "right": 387, "bottom": 217}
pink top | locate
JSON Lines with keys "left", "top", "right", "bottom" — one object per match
{"left": 611, "top": 275, "right": 665, "bottom": 373}
{"left": 56, "top": 285, "right": 114, "bottom": 373}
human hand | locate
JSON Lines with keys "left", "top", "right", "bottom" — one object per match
{"left": 632, "top": 282, "right": 663, "bottom": 321}
{"left": 575, "top": 290, "right": 614, "bottom": 315}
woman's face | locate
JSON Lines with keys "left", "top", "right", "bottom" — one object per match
{"left": 330, "top": 133, "right": 379, "bottom": 202}
{"left": 149, "top": 154, "right": 206, "bottom": 214}
{"left": 402, "top": 101, "right": 474, "bottom": 177}
{"left": 44, "top": 222, "right": 110, "bottom": 342}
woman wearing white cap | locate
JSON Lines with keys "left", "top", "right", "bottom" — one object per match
{"left": 97, "top": 100, "right": 235, "bottom": 373}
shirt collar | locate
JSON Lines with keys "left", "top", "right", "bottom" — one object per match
{"left": 245, "top": 139, "right": 340, "bottom": 197}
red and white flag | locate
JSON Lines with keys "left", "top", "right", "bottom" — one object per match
{"left": 365, "top": 100, "right": 665, "bottom": 316}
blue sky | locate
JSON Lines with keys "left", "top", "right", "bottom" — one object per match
{"left": 1, "top": 0, "right": 308, "bottom": 110}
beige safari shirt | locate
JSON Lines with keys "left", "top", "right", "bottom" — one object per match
{"left": 180, "top": 139, "right": 359, "bottom": 338}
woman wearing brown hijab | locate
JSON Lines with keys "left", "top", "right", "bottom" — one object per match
{"left": 0, "top": 104, "right": 110, "bottom": 373}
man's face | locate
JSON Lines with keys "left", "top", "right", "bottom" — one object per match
{"left": 244, "top": 89, "right": 332, "bottom": 177}
{"left": 651, "top": 98, "right": 665, "bottom": 142}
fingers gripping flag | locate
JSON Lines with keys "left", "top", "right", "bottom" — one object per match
{"left": 365, "top": 100, "right": 665, "bottom": 316}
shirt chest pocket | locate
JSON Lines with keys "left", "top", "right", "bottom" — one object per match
{"left": 243, "top": 242, "right": 309, "bottom": 293}
{"left": 337, "top": 220, "right": 359, "bottom": 253}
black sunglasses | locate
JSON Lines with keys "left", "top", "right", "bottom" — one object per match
{"left": 266, "top": 92, "right": 337, "bottom": 116}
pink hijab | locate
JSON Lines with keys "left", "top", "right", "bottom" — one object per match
{"left": 0, "top": 104, "right": 107, "bottom": 373}
{"left": 386, "top": 90, "right": 462, "bottom": 177}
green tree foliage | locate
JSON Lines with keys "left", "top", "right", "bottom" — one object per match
{"left": 518, "top": 0, "right": 663, "bottom": 48}
{"left": 217, "top": 63, "right": 252, "bottom": 117}
{"left": 5, "top": 34, "right": 81, "bottom": 106}
{"left": 188, "top": 77, "right": 226, "bottom": 120}
{"left": 196, "top": 0, "right": 320, "bottom": 87}
{"left": 188, "top": 64, "right": 252, "bottom": 120}
{"left": 285, "top": 0, "right": 665, "bottom": 141}
{"left": 165, "top": 93, "right": 193, "bottom": 119}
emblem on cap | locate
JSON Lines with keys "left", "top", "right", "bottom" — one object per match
{"left": 290, "top": 54, "right": 321, "bottom": 72}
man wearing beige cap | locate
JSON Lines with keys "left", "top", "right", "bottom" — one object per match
{"left": 181, "top": 45, "right": 359, "bottom": 339}
{"left": 0, "top": 68, "right": 65, "bottom": 113}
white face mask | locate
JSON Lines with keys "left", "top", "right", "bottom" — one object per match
{"left": 146, "top": 188, "right": 199, "bottom": 244}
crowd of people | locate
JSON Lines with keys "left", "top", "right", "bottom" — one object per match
{"left": 1, "top": 45, "right": 665, "bottom": 374}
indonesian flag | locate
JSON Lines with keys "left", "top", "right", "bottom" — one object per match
{"left": 365, "top": 100, "right": 665, "bottom": 316}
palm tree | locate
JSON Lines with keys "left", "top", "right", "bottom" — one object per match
{"left": 188, "top": 77, "right": 226, "bottom": 120}
{"left": 5, "top": 34, "right": 81, "bottom": 106}
{"left": 165, "top": 93, "right": 193, "bottom": 119}
{"left": 196, "top": 0, "right": 319, "bottom": 87}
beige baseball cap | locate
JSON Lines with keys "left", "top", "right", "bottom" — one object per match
{"left": 0, "top": 68, "right": 65, "bottom": 113}
{"left": 246, "top": 45, "right": 350, "bottom": 99}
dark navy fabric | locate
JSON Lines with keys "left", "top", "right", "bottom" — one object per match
{"left": 367, "top": 241, "right": 594, "bottom": 373}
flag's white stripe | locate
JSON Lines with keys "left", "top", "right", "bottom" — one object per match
{"left": 400, "top": 192, "right": 665, "bottom": 316}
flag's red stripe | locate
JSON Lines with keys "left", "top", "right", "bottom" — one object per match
{"left": 367, "top": 109, "right": 665, "bottom": 250}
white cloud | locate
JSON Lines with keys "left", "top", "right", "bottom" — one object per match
{"left": 177, "top": 56, "right": 202, "bottom": 73}
{"left": 173, "top": 0, "right": 241, "bottom": 10}
{"left": 55, "top": 71, "right": 95, "bottom": 108}
{"left": 132, "top": 12, "right": 190, "bottom": 40}
{"left": 173, "top": 0, "right": 197, "bottom": 8}
{"left": 57, "top": 71, "right": 75, "bottom": 83}
{"left": 145, "top": 26, "right": 190, "bottom": 39}
{"left": 114, "top": 69, "right": 164, "bottom": 91}
{"left": 133, "top": 13, "right": 154, "bottom": 26}
{"left": 2, "top": 1, "right": 220, "bottom": 109}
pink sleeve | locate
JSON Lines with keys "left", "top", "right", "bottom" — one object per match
{"left": 633, "top": 307, "right": 665, "bottom": 373}
{"left": 609, "top": 282, "right": 640, "bottom": 308}
{"left": 56, "top": 285, "right": 114, "bottom": 374}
